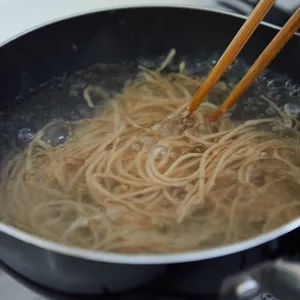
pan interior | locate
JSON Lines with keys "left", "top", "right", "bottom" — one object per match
{"left": 0, "top": 7, "right": 300, "bottom": 258}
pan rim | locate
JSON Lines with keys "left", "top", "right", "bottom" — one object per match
{"left": 1, "top": 218, "right": 300, "bottom": 264}
{"left": 0, "top": 4, "right": 299, "bottom": 48}
{"left": 0, "top": 5, "right": 299, "bottom": 265}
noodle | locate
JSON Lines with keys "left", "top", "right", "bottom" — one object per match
{"left": 1, "top": 53, "right": 300, "bottom": 254}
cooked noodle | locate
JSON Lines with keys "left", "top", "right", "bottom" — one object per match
{"left": 1, "top": 53, "right": 300, "bottom": 254}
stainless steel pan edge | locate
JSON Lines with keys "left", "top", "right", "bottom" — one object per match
{"left": 1, "top": 218, "right": 300, "bottom": 265}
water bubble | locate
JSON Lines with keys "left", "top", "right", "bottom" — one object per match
{"left": 132, "top": 143, "right": 140, "bottom": 151}
{"left": 264, "top": 89, "right": 285, "bottom": 102}
{"left": 249, "top": 86, "right": 264, "bottom": 98}
{"left": 113, "top": 183, "right": 130, "bottom": 194}
{"left": 170, "top": 151, "right": 177, "bottom": 158}
{"left": 284, "top": 119, "right": 293, "bottom": 129}
{"left": 222, "top": 59, "right": 248, "bottom": 88}
{"left": 197, "top": 124, "right": 207, "bottom": 132}
{"left": 223, "top": 59, "right": 248, "bottom": 88}
{"left": 195, "top": 54, "right": 218, "bottom": 74}
{"left": 257, "top": 71, "right": 286, "bottom": 88}
{"left": 194, "top": 146, "right": 203, "bottom": 153}
{"left": 289, "top": 87, "right": 300, "bottom": 99}
{"left": 224, "top": 110, "right": 233, "bottom": 118}
{"left": 225, "top": 74, "right": 241, "bottom": 88}
{"left": 229, "top": 59, "right": 248, "bottom": 71}
{"left": 198, "top": 60, "right": 213, "bottom": 74}
{"left": 211, "top": 59, "right": 218, "bottom": 66}
{"left": 182, "top": 116, "right": 195, "bottom": 127}
{"left": 285, "top": 79, "right": 293, "bottom": 89}
{"left": 285, "top": 79, "right": 298, "bottom": 90}
{"left": 284, "top": 103, "right": 300, "bottom": 116}
{"left": 171, "top": 187, "right": 186, "bottom": 199}
{"left": 69, "top": 81, "right": 86, "bottom": 97}
{"left": 64, "top": 110, "right": 82, "bottom": 121}
{"left": 42, "top": 121, "right": 70, "bottom": 148}
{"left": 271, "top": 117, "right": 294, "bottom": 132}
{"left": 260, "top": 152, "right": 267, "bottom": 157}
{"left": 257, "top": 75, "right": 269, "bottom": 88}
{"left": 266, "top": 106, "right": 276, "bottom": 115}
{"left": 243, "top": 97, "right": 253, "bottom": 106}
{"left": 17, "top": 127, "right": 35, "bottom": 142}
{"left": 152, "top": 145, "right": 167, "bottom": 158}
{"left": 120, "top": 184, "right": 129, "bottom": 192}
{"left": 138, "top": 135, "right": 151, "bottom": 145}
{"left": 166, "top": 113, "right": 177, "bottom": 120}
{"left": 170, "top": 122, "right": 186, "bottom": 136}
{"left": 267, "top": 77, "right": 288, "bottom": 89}
{"left": 151, "top": 124, "right": 161, "bottom": 131}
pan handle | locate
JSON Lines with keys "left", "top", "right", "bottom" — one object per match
{"left": 219, "top": 257, "right": 300, "bottom": 300}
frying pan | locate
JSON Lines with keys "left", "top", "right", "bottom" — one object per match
{"left": 0, "top": 5, "right": 300, "bottom": 295}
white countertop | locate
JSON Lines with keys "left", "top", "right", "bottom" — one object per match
{"left": 0, "top": 0, "right": 298, "bottom": 299}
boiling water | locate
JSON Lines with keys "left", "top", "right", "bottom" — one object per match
{"left": 1, "top": 52, "right": 300, "bottom": 253}
{"left": 0, "top": 53, "right": 299, "bottom": 157}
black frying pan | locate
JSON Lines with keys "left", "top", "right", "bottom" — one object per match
{"left": 0, "top": 6, "right": 299, "bottom": 295}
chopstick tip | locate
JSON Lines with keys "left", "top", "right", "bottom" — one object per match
{"left": 205, "top": 110, "right": 224, "bottom": 122}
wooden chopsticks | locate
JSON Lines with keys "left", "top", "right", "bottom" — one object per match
{"left": 205, "top": 8, "right": 300, "bottom": 120}
{"left": 187, "top": 0, "right": 276, "bottom": 113}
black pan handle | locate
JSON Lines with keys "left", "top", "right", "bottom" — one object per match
{"left": 219, "top": 257, "right": 300, "bottom": 300}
